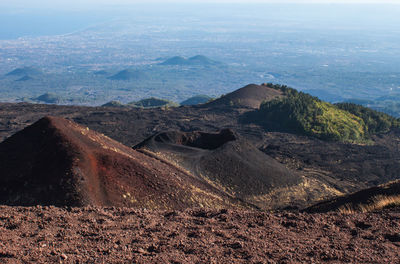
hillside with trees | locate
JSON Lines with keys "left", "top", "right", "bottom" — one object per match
{"left": 250, "top": 83, "right": 400, "bottom": 142}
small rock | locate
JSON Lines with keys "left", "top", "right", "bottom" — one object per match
{"left": 137, "top": 248, "right": 146, "bottom": 254}
{"left": 228, "top": 242, "right": 243, "bottom": 249}
{"left": 384, "top": 233, "right": 400, "bottom": 243}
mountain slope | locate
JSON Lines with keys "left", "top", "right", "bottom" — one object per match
{"left": 160, "top": 56, "right": 188, "bottom": 65}
{"left": 180, "top": 95, "right": 213, "bottom": 106}
{"left": 128, "top": 98, "right": 178, "bottom": 108}
{"left": 306, "top": 180, "right": 400, "bottom": 213}
{"left": 101, "top": 100, "right": 125, "bottom": 107}
{"left": 5, "top": 67, "right": 42, "bottom": 76}
{"left": 204, "top": 84, "right": 282, "bottom": 109}
{"left": 0, "top": 116, "right": 243, "bottom": 208}
{"left": 15, "top": 75, "right": 34, "bottom": 82}
{"left": 246, "top": 85, "right": 400, "bottom": 142}
{"left": 34, "top": 93, "right": 62, "bottom": 104}
{"left": 107, "top": 69, "right": 148, "bottom": 81}
{"left": 134, "top": 129, "right": 311, "bottom": 209}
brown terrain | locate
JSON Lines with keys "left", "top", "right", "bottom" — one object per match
{"left": 1, "top": 84, "right": 400, "bottom": 262}
{"left": 0, "top": 116, "right": 244, "bottom": 209}
{"left": 0, "top": 206, "right": 399, "bottom": 263}
{"left": 204, "top": 83, "right": 283, "bottom": 109}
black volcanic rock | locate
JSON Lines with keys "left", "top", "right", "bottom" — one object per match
{"left": 134, "top": 129, "right": 301, "bottom": 209}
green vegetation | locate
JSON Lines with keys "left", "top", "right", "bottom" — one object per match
{"left": 252, "top": 83, "right": 400, "bottom": 142}
{"left": 257, "top": 89, "right": 366, "bottom": 142}
{"left": 335, "top": 103, "right": 400, "bottom": 135}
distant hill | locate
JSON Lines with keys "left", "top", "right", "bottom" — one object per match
{"left": 160, "top": 55, "right": 221, "bottom": 66}
{"left": 0, "top": 116, "right": 242, "bottom": 208}
{"left": 6, "top": 67, "right": 42, "bottom": 76}
{"left": 343, "top": 94, "right": 400, "bottom": 118}
{"left": 107, "top": 69, "right": 148, "bottom": 81}
{"left": 302, "top": 89, "right": 344, "bottom": 103}
{"left": 33, "top": 93, "right": 62, "bottom": 104}
{"left": 102, "top": 98, "right": 179, "bottom": 108}
{"left": 306, "top": 180, "right": 400, "bottom": 213}
{"left": 377, "top": 94, "right": 400, "bottom": 101}
{"left": 244, "top": 83, "right": 400, "bottom": 142}
{"left": 93, "top": 70, "right": 108, "bottom": 75}
{"left": 15, "top": 75, "right": 34, "bottom": 82}
{"left": 335, "top": 103, "right": 400, "bottom": 135}
{"left": 343, "top": 98, "right": 375, "bottom": 105}
{"left": 188, "top": 55, "right": 220, "bottom": 65}
{"left": 180, "top": 95, "right": 213, "bottom": 105}
{"left": 101, "top": 100, "right": 125, "bottom": 107}
{"left": 160, "top": 56, "right": 188, "bottom": 65}
{"left": 128, "top": 97, "right": 178, "bottom": 108}
{"left": 204, "top": 84, "right": 282, "bottom": 109}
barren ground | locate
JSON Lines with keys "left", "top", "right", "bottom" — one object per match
{"left": 0, "top": 206, "right": 399, "bottom": 263}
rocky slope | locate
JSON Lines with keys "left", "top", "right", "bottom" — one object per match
{"left": 307, "top": 180, "right": 400, "bottom": 213}
{"left": 204, "top": 83, "right": 282, "bottom": 108}
{"left": 0, "top": 116, "right": 243, "bottom": 209}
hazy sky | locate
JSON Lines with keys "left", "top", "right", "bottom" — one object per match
{"left": 1, "top": 0, "right": 399, "bottom": 7}
{"left": 0, "top": 0, "right": 398, "bottom": 14}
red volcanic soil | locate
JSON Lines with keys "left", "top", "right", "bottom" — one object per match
{"left": 0, "top": 116, "right": 242, "bottom": 208}
{"left": 0, "top": 206, "right": 399, "bottom": 263}
{"left": 204, "top": 84, "right": 282, "bottom": 109}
